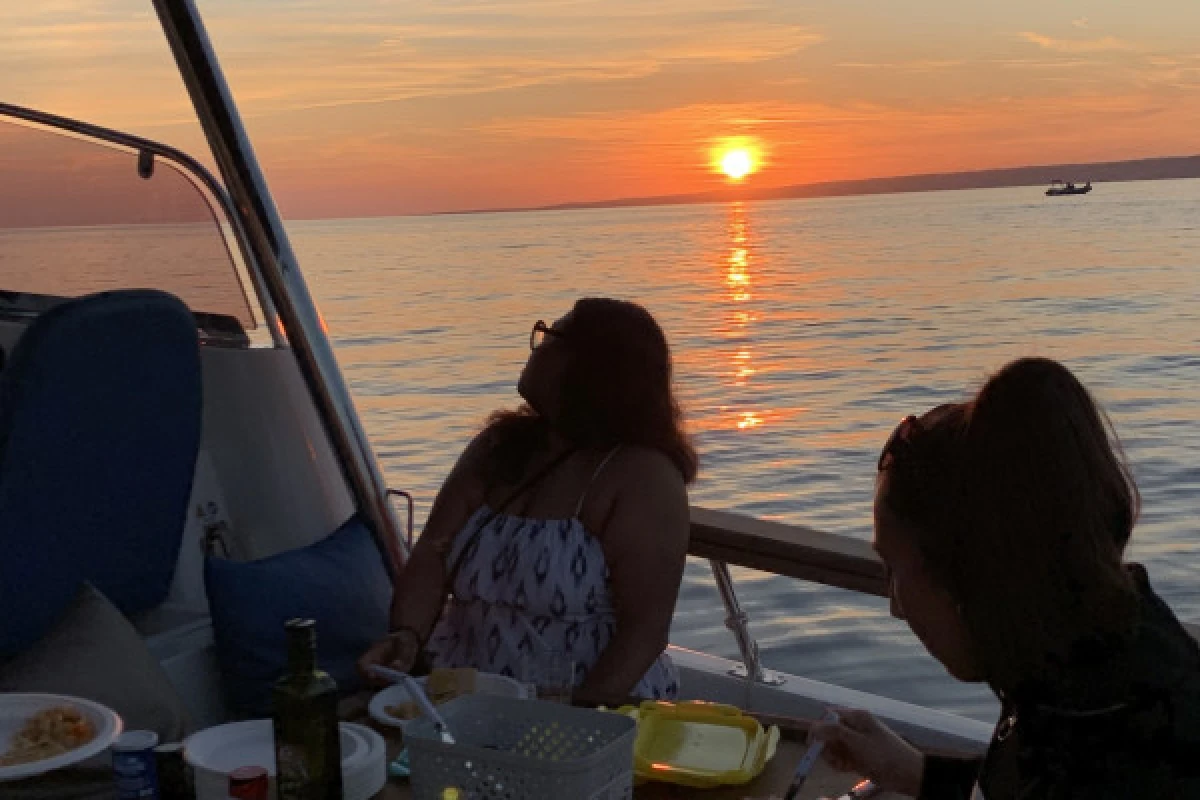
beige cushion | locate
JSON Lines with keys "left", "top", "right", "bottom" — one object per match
{"left": 0, "top": 582, "right": 190, "bottom": 743}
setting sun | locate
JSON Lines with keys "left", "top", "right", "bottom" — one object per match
{"left": 712, "top": 139, "right": 763, "bottom": 183}
{"left": 721, "top": 150, "right": 755, "bottom": 180}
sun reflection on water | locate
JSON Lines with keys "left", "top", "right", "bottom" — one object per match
{"left": 737, "top": 411, "right": 763, "bottom": 429}
{"left": 721, "top": 202, "right": 774, "bottom": 430}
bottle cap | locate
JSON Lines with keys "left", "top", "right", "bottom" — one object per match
{"left": 230, "top": 765, "right": 268, "bottom": 783}
{"left": 113, "top": 730, "right": 159, "bottom": 752}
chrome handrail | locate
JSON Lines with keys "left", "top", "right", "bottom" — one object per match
{"left": 386, "top": 488, "right": 416, "bottom": 550}
{"left": 152, "top": 0, "right": 408, "bottom": 574}
{"left": 709, "top": 559, "right": 785, "bottom": 686}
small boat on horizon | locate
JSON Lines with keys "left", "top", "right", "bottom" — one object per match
{"left": 1046, "top": 179, "right": 1092, "bottom": 196}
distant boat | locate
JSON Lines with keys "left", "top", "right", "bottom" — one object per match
{"left": 1046, "top": 179, "right": 1092, "bottom": 196}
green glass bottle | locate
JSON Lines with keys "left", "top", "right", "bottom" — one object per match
{"left": 272, "top": 619, "right": 343, "bottom": 800}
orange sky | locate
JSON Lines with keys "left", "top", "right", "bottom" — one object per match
{"left": 3, "top": 1, "right": 1200, "bottom": 216}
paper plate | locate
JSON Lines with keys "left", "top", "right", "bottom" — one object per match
{"left": 184, "top": 718, "right": 363, "bottom": 775}
{"left": 0, "top": 693, "right": 123, "bottom": 783}
{"left": 185, "top": 719, "right": 384, "bottom": 800}
{"left": 340, "top": 723, "right": 387, "bottom": 800}
{"left": 368, "top": 672, "right": 528, "bottom": 731}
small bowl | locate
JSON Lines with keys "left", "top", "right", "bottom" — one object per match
{"left": 367, "top": 672, "right": 528, "bottom": 731}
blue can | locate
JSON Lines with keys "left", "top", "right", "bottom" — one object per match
{"left": 112, "top": 730, "right": 161, "bottom": 800}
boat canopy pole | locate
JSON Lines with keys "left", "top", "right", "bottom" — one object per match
{"left": 152, "top": 0, "right": 408, "bottom": 574}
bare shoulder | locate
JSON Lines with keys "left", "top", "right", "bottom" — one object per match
{"left": 602, "top": 446, "right": 689, "bottom": 526}
{"left": 441, "top": 427, "right": 493, "bottom": 498}
{"left": 591, "top": 446, "right": 690, "bottom": 554}
{"left": 457, "top": 427, "right": 494, "bottom": 471}
{"left": 610, "top": 445, "right": 687, "bottom": 496}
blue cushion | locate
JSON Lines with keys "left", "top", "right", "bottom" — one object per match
{"left": 0, "top": 290, "right": 201, "bottom": 659}
{"left": 205, "top": 514, "right": 392, "bottom": 715}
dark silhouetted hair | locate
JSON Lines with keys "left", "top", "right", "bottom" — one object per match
{"left": 880, "top": 357, "right": 1140, "bottom": 692}
{"left": 484, "top": 298, "right": 697, "bottom": 485}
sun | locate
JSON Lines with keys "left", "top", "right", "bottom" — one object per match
{"left": 721, "top": 149, "right": 755, "bottom": 180}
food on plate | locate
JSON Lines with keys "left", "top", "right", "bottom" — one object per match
{"left": 0, "top": 706, "right": 96, "bottom": 766}
{"left": 384, "top": 667, "right": 478, "bottom": 720}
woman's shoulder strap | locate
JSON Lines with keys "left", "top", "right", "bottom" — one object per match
{"left": 574, "top": 446, "right": 622, "bottom": 517}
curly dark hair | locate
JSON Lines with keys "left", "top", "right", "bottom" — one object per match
{"left": 483, "top": 298, "right": 697, "bottom": 486}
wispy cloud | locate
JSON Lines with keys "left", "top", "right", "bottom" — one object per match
{"left": 1018, "top": 32, "right": 1135, "bottom": 54}
{"left": 3, "top": 1, "right": 824, "bottom": 124}
{"left": 837, "top": 60, "right": 964, "bottom": 71}
{"left": 205, "top": 15, "right": 824, "bottom": 116}
{"left": 1072, "top": 17, "right": 1090, "bottom": 30}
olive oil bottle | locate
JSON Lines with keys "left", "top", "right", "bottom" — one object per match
{"left": 272, "top": 619, "right": 343, "bottom": 799}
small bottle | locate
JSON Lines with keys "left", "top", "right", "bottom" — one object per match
{"left": 228, "top": 765, "right": 269, "bottom": 800}
{"left": 153, "top": 742, "right": 193, "bottom": 800}
{"left": 271, "top": 618, "right": 344, "bottom": 799}
{"left": 113, "top": 730, "right": 161, "bottom": 800}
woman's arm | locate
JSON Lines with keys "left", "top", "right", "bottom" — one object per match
{"left": 576, "top": 450, "right": 690, "bottom": 705}
{"left": 390, "top": 430, "right": 491, "bottom": 633}
{"left": 358, "top": 431, "right": 489, "bottom": 677}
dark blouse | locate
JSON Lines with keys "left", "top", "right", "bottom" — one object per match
{"left": 919, "top": 565, "right": 1200, "bottom": 799}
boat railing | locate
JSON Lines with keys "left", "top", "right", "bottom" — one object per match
{"left": 691, "top": 507, "right": 1200, "bottom": 685}
{"left": 691, "top": 507, "right": 884, "bottom": 687}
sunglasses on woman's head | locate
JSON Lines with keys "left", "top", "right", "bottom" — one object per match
{"left": 530, "top": 319, "right": 566, "bottom": 351}
{"left": 878, "top": 415, "right": 920, "bottom": 472}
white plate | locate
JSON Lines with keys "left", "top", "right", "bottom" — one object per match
{"left": 368, "top": 672, "right": 529, "bottom": 731}
{"left": 186, "top": 720, "right": 383, "bottom": 800}
{"left": 184, "top": 719, "right": 364, "bottom": 775}
{"left": 340, "top": 723, "right": 387, "bottom": 800}
{"left": 0, "top": 693, "right": 123, "bottom": 783}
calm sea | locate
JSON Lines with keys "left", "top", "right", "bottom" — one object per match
{"left": 291, "top": 180, "right": 1200, "bottom": 722}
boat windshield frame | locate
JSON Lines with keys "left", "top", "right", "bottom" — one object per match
{"left": 0, "top": 100, "right": 283, "bottom": 347}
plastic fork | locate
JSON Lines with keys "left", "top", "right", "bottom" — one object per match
{"left": 368, "top": 665, "right": 456, "bottom": 744}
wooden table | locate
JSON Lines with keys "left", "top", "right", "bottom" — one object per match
{"left": 340, "top": 696, "right": 902, "bottom": 800}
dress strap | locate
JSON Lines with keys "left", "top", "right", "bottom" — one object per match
{"left": 574, "top": 446, "right": 622, "bottom": 517}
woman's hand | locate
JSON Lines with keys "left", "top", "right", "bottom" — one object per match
{"left": 809, "top": 708, "right": 925, "bottom": 797}
{"left": 357, "top": 628, "right": 421, "bottom": 685}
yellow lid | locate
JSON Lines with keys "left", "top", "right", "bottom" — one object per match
{"left": 624, "top": 701, "right": 780, "bottom": 788}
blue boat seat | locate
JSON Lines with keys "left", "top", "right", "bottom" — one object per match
{"left": 0, "top": 290, "right": 202, "bottom": 660}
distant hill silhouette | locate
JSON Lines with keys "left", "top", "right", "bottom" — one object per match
{"left": 451, "top": 155, "right": 1200, "bottom": 215}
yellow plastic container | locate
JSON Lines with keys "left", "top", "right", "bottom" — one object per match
{"left": 620, "top": 701, "right": 780, "bottom": 788}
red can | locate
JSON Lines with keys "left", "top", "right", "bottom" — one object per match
{"left": 228, "top": 765, "right": 269, "bottom": 800}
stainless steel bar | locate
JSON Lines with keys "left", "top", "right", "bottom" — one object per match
{"left": 152, "top": 0, "right": 408, "bottom": 573}
{"left": 709, "top": 559, "right": 785, "bottom": 686}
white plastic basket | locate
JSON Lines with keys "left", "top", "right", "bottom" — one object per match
{"left": 405, "top": 694, "right": 636, "bottom": 800}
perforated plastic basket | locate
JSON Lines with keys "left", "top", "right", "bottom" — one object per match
{"left": 405, "top": 694, "right": 636, "bottom": 800}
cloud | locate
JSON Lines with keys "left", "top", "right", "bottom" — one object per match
{"left": 203, "top": 15, "right": 824, "bottom": 116}
{"left": 992, "top": 58, "right": 1094, "bottom": 70}
{"left": 1017, "top": 32, "right": 1135, "bottom": 54}
{"left": 837, "top": 60, "right": 963, "bottom": 71}
{"left": 3, "top": 1, "right": 824, "bottom": 126}
{"left": 1072, "top": 17, "right": 1090, "bottom": 30}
